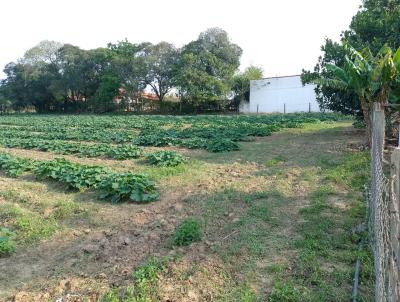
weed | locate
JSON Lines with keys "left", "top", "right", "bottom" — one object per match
{"left": 15, "top": 215, "right": 58, "bottom": 244}
{"left": 172, "top": 218, "right": 202, "bottom": 246}
{"left": 100, "top": 256, "right": 168, "bottom": 302}
{"left": 0, "top": 228, "right": 16, "bottom": 257}
{"left": 269, "top": 279, "right": 303, "bottom": 302}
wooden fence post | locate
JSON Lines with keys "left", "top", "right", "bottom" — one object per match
{"left": 371, "top": 103, "right": 386, "bottom": 302}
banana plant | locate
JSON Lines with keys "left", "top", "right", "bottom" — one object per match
{"left": 313, "top": 43, "right": 400, "bottom": 145}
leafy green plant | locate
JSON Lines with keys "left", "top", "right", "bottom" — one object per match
{"left": 108, "top": 144, "right": 143, "bottom": 160}
{"left": 145, "top": 150, "right": 187, "bottom": 167}
{"left": 172, "top": 218, "right": 202, "bottom": 246}
{"left": 34, "top": 158, "right": 108, "bottom": 190}
{"left": 98, "top": 172, "right": 159, "bottom": 203}
{"left": 0, "top": 228, "right": 16, "bottom": 257}
{"left": 269, "top": 279, "right": 302, "bottom": 302}
{"left": 206, "top": 139, "right": 239, "bottom": 152}
{"left": 0, "top": 153, "right": 35, "bottom": 177}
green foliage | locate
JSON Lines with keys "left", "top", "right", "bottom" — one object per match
{"left": 0, "top": 153, "right": 35, "bottom": 177}
{"left": 176, "top": 28, "right": 242, "bottom": 106}
{"left": 206, "top": 139, "right": 239, "bottom": 152}
{"left": 353, "top": 120, "right": 366, "bottom": 128}
{"left": 269, "top": 280, "right": 302, "bottom": 302}
{"left": 145, "top": 150, "right": 187, "bottom": 167}
{"left": 98, "top": 173, "right": 159, "bottom": 203}
{"left": 93, "top": 72, "right": 120, "bottom": 113}
{"left": 303, "top": 0, "right": 400, "bottom": 118}
{"left": 100, "top": 257, "right": 168, "bottom": 302}
{"left": 0, "top": 152, "right": 159, "bottom": 203}
{"left": 172, "top": 218, "right": 201, "bottom": 246}
{"left": 0, "top": 228, "right": 16, "bottom": 257}
{"left": 107, "top": 144, "right": 143, "bottom": 160}
{"left": 232, "top": 65, "right": 264, "bottom": 109}
{"left": 34, "top": 158, "right": 108, "bottom": 191}
{"left": 15, "top": 215, "right": 58, "bottom": 244}
{"left": 0, "top": 113, "right": 344, "bottom": 154}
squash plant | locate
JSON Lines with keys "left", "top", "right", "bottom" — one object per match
{"left": 107, "top": 144, "right": 143, "bottom": 160}
{"left": 98, "top": 172, "right": 159, "bottom": 203}
{"left": 145, "top": 150, "right": 187, "bottom": 167}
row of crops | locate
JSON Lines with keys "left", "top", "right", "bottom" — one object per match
{"left": 0, "top": 113, "right": 344, "bottom": 152}
{"left": 0, "top": 113, "right": 345, "bottom": 204}
{"left": 0, "top": 152, "right": 159, "bottom": 203}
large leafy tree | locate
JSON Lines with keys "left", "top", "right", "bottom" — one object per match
{"left": 143, "top": 42, "right": 179, "bottom": 104}
{"left": 177, "top": 28, "right": 242, "bottom": 107}
{"left": 1, "top": 62, "right": 57, "bottom": 112}
{"left": 108, "top": 40, "right": 150, "bottom": 108}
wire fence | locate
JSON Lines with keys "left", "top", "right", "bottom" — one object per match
{"left": 369, "top": 103, "right": 400, "bottom": 301}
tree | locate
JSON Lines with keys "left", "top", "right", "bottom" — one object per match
{"left": 313, "top": 43, "right": 400, "bottom": 144}
{"left": 144, "top": 42, "right": 179, "bottom": 105}
{"left": 92, "top": 72, "right": 120, "bottom": 113}
{"left": 303, "top": 0, "right": 400, "bottom": 118}
{"left": 1, "top": 62, "right": 57, "bottom": 112}
{"left": 22, "top": 40, "right": 63, "bottom": 65}
{"left": 232, "top": 65, "right": 263, "bottom": 110}
{"left": 176, "top": 28, "right": 242, "bottom": 109}
{"left": 54, "top": 45, "right": 113, "bottom": 111}
{"left": 345, "top": 0, "right": 400, "bottom": 53}
{"left": 108, "top": 40, "right": 150, "bottom": 109}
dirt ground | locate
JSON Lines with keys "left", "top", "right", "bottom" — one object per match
{"left": 0, "top": 122, "right": 373, "bottom": 301}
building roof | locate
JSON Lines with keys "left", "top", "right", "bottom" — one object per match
{"left": 261, "top": 74, "right": 301, "bottom": 80}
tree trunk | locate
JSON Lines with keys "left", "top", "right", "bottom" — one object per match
{"left": 360, "top": 98, "right": 372, "bottom": 147}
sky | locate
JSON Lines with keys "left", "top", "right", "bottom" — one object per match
{"left": 0, "top": 0, "right": 361, "bottom": 79}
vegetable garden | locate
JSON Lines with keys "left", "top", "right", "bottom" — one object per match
{"left": 0, "top": 113, "right": 373, "bottom": 301}
{"left": 0, "top": 113, "right": 341, "bottom": 204}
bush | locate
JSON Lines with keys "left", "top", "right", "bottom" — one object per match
{"left": 172, "top": 218, "right": 201, "bottom": 246}
{"left": 0, "top": 228, "right": 16, "bottom": 257}
{"left": 206, "top": 139, "right": 239, "bottom": 153}
{"left": 146, "top": 150, "right": 187, "bottom": 167}
{"left": 353, "top": 120, "right": 366, "bottom": 129}
{"left": 98, "top": 172, "right": 159, "bottom": 203}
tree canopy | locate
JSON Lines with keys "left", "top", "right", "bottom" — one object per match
{"left": 302, "top": 0, "right": 400, "bottom": 117}
{"left": 0, "top": 28, "right": 247, "bottom": 114}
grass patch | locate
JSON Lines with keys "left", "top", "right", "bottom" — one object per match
{"left": 100, "top": 256, "right": 169, "bottom": 302}
{"left": 15, "top": 215, "right": 58, "bottom": 244}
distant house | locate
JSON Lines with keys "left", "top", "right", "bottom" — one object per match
{"left": 239, "top": 75, "right": 320, "bottom": 113}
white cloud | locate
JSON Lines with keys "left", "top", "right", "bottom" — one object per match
{"left": 0, "top": 0, "right": 361, "bottom": 78}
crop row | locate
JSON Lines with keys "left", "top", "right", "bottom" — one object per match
{"left": 0, "top": 153, "right": 159, "bottom": 203}
{"left": 0, "top": 113, "right": 345, "bottom": 152}
{"left": 0, "top": 138, "right": 143, "bottom": 159}
{"left": 0, "top": 112, "right": 343, "bottom": 130}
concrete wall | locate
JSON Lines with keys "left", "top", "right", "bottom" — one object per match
{"left": 240, "top": 75, "right": 320, "bottom": 113}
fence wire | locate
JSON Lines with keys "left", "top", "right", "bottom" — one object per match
{"left": 369, "top": 104, "right": 400, "bottom": 302}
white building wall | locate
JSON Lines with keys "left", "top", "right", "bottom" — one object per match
{"left": 241, "top": 75, "right": 320, "bottom": 113}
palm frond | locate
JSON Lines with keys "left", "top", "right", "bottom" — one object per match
{"left": 325, "top": 64, "right": 349, "bottom": 83}
{"left": 312, "top": 78, "right": 348, "bottom": 90}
